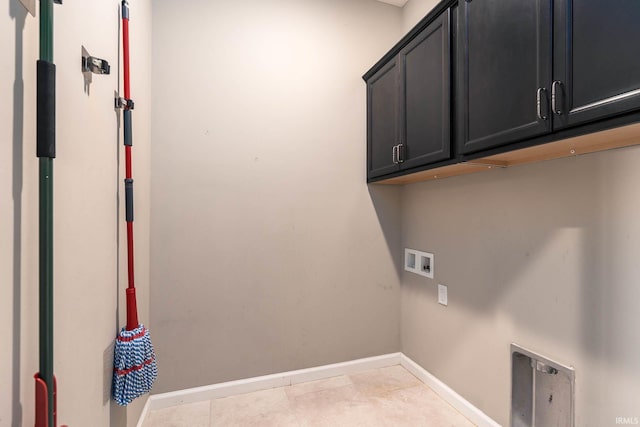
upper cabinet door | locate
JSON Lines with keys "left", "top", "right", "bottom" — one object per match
{"left": 457, "top": 0, "right": 552, "bottom": 154}
{"left": 553, "top": 0, "right": 640, "bottom": 129}
{"left": 367, "top": 59, "right": 400, "bottom": 179}
{"left": 367, "top": 58, "right": 400, "bottom": 178}
{"left": 399, "top": 10, "right": 451, "bottom": 169}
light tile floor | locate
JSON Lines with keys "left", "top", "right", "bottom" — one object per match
{"left": 142, "top": 365, "right": 476, "bottom": 427}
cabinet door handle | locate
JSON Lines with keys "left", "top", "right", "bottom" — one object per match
{"left": 536, "top": 88, "right": 547, "bottom": 120}
{"left": 392, "top": 145, "right": 398, "bottom": 164}
{"left": 552, "top": 81, "right": 563, "bottom": 115}
{"left": 397, "top": 143, "right": 405, "bottom": 163}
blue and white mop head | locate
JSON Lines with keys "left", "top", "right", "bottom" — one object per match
{"left": 112, "top": 324, "right": 157, "bottom": 406}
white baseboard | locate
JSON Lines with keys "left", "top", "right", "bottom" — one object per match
{"left": 400, "top": 354, "right": 501, "bottom": 427}
{"left": 140, "top": 352, "right": 500, "bottom": 427}
{"left": 135, "top": 397, "right": 151, "bottom": 427}
{"left": 148, "top": 353, "right": 402, "bottom": 410}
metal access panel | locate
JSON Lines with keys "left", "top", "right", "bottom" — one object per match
{"left": 511, "top": 344, "right": 575, "bottom": 427}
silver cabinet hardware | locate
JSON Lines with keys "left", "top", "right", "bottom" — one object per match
{"left": 537, "top": 87, "right": 547, "bottom": 120}
{"left": 552, "top": 80, "right": 563, "bottom": 115}
{"left": 397, "top": 143, "right": 405, "bottom": 163}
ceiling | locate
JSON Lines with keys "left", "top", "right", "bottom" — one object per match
{"left": 376, "top": 0, "right": 409, "bottom": 7}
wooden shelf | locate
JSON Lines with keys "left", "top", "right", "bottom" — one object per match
{"left": 375, "top": 122, "right": 640, "bottom": 185}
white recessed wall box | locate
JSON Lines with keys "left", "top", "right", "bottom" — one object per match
{"left": 404, "top": 248, "right": 434, "bottom": 279}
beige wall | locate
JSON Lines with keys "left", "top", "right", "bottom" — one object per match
{"left": 10, "top": 1, "right": 636, "bottom": 425}
{"left": 150, "top": 0, "right": 403, "bottom": 393}
{"left": 400, "top": 1, "right": 640, "bottom": 426}
{"left": 401, "top": 0, "right": 439, "bottom": 31}
{"left": 1, "top": 0, "right": 152, "bottom": 426}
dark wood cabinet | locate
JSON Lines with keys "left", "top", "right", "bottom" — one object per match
{"left": 400, "top": 11, "right": 451, "bottom": 170}
{"left": 367, "top": 59, "right": 400, "bottom": 179}
{"left": 366, "top": 12, "right": 451, "bottom": 180}
{"left": 457, "top": 0, "right": 552, "bottom": 154}
{"left": 458, "top": 0, "right": 640, "bottom": 154}
{"left": 364, "top": 0, "right": 640, "bottom": 183}
{"left": 553, "top": 0, "right": 640, "bottom": 129}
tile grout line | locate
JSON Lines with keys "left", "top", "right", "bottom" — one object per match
{"left": 208, "top": 397, "right": 212, "bottom": 427}
{"left": 153, "top": 367, "right": 475, "bottom": 427}
{"left": 141, "top": 353, "right": 499, "bottom": 427}
{"left": 147, "top": 353, "right": 402, "bottom": 410}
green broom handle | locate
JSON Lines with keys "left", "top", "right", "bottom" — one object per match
{"left": 38, "top": 159, "right": 54, "bottom": 426}
{"left": 40, "top": 0, "right": 53, "bottom": 60}
{"left": 39, "top": 0, "right": 54, "bottom": 425}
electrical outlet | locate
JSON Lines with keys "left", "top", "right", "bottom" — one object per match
{"left": 438, "top": 284, "right": 448, "bottom": 306}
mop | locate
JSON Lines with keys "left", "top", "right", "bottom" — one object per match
{"left": 112, "top": 0, "right": 157, "bottom": 406}
{"left": 34, "top": 0, "right": 65, "bottom": 425}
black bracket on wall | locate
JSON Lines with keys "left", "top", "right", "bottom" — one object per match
{"left": 82, "top": 55, "right": 110, "bottom": 75}
{"left": 115, "top": 97, "right": 135, "bottom": 110}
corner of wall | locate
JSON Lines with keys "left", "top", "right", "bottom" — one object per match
{"left": 401, "top": 0, "right": 442, "bottom": 32}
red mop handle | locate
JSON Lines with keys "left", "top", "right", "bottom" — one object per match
{"left": 122, "top": 0, "right": 139, "bottom": 331}
{"left": 123, "top": 6, "right": 130, "bottom": 101}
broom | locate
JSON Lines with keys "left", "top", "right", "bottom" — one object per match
{"left": 112, "top": 0, "right": 157, "bottom": 406}
{"left": 34, "top": 0, "right": 65, "bottom": 425}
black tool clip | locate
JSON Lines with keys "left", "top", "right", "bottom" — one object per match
{"left": 82, "top": 55, "right": 111, "bottom": 75}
